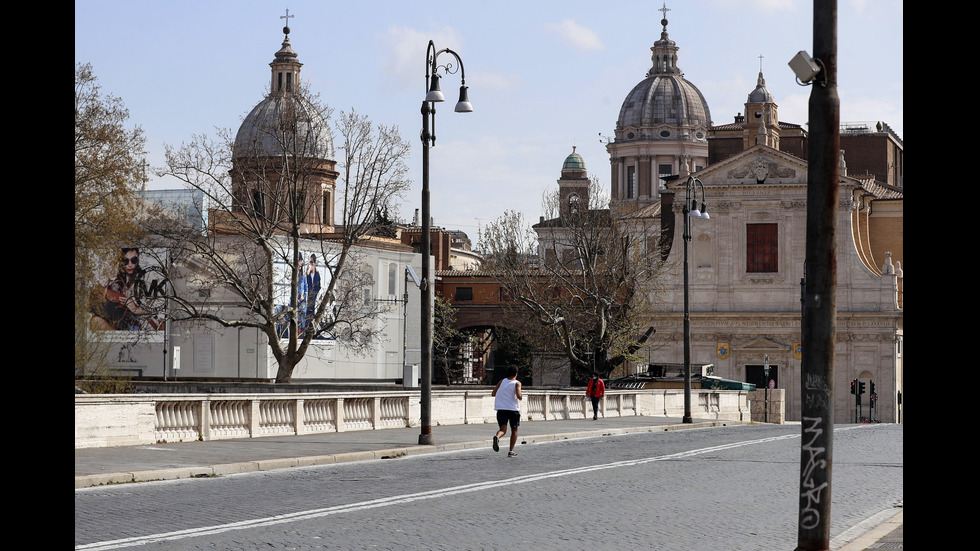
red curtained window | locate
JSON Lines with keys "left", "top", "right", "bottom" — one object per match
{"left": 747, "top": 223, "right": 778, "bottom": 272}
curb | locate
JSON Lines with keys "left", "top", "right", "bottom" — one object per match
{"left": 836, "top": 508, "right": 903, "bottom": 551}
{"left": 74, "top": 421, "right": 731, "bottom": 489}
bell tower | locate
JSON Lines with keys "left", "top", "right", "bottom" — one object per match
{"left": 743, "top": 56, "right": 780, "bottom": 150}
{"left": 558, "top": 147, "right": 590, "bottom": 218}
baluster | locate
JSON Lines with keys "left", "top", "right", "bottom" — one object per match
{"left": 235, "top": 401, "right": 247, "bottom": 434}
{"left": 212, "top": 402, "right": 224, "bottom": 432}
{"left": 303, "top": 400, "right": 314, "bottom": 430}
{"left": 177, "top": 402, "right": 189, "bottom": 433}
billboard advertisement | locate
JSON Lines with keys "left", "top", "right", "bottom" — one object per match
{"left": 89, "top": 247, "right": 168, "bottom": 332}
{"left": 273, "top": 250, "right": 331, "bottom": 340}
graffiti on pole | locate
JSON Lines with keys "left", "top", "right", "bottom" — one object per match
{"left": 799, "top": 415, "right": 829, "bottom": 530}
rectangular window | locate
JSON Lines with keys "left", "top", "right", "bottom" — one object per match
{"left": 746, "top": 223, "right": 778, "bottom": 272}
{"left": 388, "top": 263, "right": 397, "bottom": 296}
{"left": 561, "top": 249, "right": 575, "bottom": 267}
{"left": 626, "top": 166, "right": 636, "bottom": 198}
{"left": 544, "top": 249, "right": 557, "bottom": 268}
{"left": 252, "top": 191, "right": 265, "bottom": 216}
{"left": 454, "top": 287, "right": 473, "bottom": 302}
{"left": 658, "top": 164, "right": 672, "bottom": 189}
{"left": 292, "top": 191, "right": 306, "bottom": 217}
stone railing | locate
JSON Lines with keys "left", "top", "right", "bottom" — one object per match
{"left": 75, "top": 388, "right": 762, "bottom": 449}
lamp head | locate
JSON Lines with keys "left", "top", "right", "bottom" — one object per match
{"left": 425, "top": 74, "right": 445, "bottom": 102}
{"left": 454, "top": 85, "right": 473, "bottom": 113}
{"left": 689, "top": 199, "right": 701, "bottom": 218}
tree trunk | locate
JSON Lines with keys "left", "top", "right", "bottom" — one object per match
{"left": 275, "top": 358, "right": 297, "bottom": 383}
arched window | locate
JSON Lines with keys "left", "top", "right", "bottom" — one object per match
{"left": 362, "top": 268, "right": 374, "bottom": 303}
{"left": 696, "top": 234, "right": 712, "bottom": 268}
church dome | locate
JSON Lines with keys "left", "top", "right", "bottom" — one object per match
{"left": 233, "top": 30, "right": 335, "bottom": 162}
{"left": 615, "top": 15, "right": 711, "bottom": 141}
{"left": 562, "top": 148, "right": 586, "bottom": 170}
{"left": 234, "top": 94, "right": 335, "bottom": 161}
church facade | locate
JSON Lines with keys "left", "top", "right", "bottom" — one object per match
{"left": 535, "top": 11, "right": 903, "bottom": 422}
{"left": 655, "top": 145, "right": 902, "bottom": 424}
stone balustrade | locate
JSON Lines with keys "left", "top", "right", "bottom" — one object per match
{"left": 75, "top": 388, "right": 768, "bottom": 449}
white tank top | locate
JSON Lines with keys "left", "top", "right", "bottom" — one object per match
{"left": 494, "top": 378, "right": 520, "bottom": 411}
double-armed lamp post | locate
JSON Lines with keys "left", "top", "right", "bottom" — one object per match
{"left": 419, "top": 40, "right": 472, "bottom": 445}
{"left": 681, "top": 175, "right": 709, "bottom": 424}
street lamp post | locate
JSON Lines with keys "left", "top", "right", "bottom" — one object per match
{"left": 682, "top": 175, "right": 709, "bottom": 424}
{"left": 419, "top": 40, "right": 472, "bottom": 445}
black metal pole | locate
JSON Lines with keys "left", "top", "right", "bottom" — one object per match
{"left": 796, "top": 1, "right": 839, "bottom": 549}
{"left": 682, "top": 181, "right": 693, "bottom": 424}
{"left": 764, "top": 356, "right": 770, "bottom": 423}
{"left": 402, "top": 269, "right": 409, "bottom": 387}
{"left": 417, "top": 39, "right": 470, "bottom": 444}
{"left": 419, "top": 98, "right": 434, "bottom": 445}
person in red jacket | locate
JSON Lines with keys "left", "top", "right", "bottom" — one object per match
{"left": 586, "top": 371, "right": 605, "bottom": 420}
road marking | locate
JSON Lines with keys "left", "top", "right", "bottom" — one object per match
{"left": 77, "top": 427, "right": 867, "bottom": 550}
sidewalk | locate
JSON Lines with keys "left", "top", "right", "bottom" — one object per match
{"left": 75, "top": 415, "right": 900, "bottom": 549}
{"left": 837, "top": 509, "right": 903, "bottom": 551}
{"left": 75, "top": 415, "right": 715, "bottom": 487}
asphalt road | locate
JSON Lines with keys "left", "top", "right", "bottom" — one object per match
{"left": 75, "top": 423, "right": 902, "bottom": 550}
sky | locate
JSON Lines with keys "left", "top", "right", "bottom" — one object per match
{"left": 75, "top": 0, "right": 903, "bottom": 245}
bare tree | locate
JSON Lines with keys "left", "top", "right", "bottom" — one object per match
{"left": 75, "top": 63, "right": 147, "bottom": 378}
{"left": 480, "top": 178, "right": 666, "bottom": 380}
{"left": 431, "top": 295, "right": 463, "bottom": 384}
{"left": 149, "top": 87, "right": 410, "bottom": 383}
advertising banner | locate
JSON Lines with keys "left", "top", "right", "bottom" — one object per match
{"left": 89, "top": 247, "right": 168, "bottom": 332}
{"left": 273, "top": 250, "right": 331, "bottom": 340}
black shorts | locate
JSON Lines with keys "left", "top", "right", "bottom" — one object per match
{"left": 496, "top": 410, "right": 521, "bottom": 429}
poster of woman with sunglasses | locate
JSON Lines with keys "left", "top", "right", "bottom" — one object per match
{"left": 90, "top": 248, "right": 166, "bottom": 331}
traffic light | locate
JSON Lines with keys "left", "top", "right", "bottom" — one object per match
{"left": 870, "top": 381, "right": 876, "bottom": 396}
{"left": 850, "top": 379, "right": 856, "bottom": 394}
{"left": 858, "top": 381, "right": 866, "bottom": 395}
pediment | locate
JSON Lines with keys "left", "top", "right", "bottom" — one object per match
{"left": 734, "top": 337, "right": 788, "bottom": 351}
{"left": 697, "top": 145, "right": 808, "bottom": 186}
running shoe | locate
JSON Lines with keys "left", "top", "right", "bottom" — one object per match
{"left": 508, "top": 451, "right": 518, "bottom": 457}
{"left": 492, "top": 435, "right": 499, "bottom": 452}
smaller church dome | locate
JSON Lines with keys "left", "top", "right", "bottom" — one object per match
{"left": 562, "top": 147, "right": 586, "bottom": 170}
{"left": 747, "top": 71, "right": 775, "bottom": 104}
